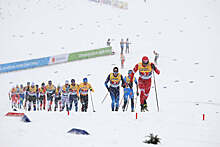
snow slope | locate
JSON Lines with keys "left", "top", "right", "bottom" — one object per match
{"left": 0, "top": 0, "right": 220, "bottom": 147}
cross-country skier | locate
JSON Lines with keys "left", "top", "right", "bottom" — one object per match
{"left": 15, "top": 85, "right": 20, "bottom": 109}
{"left": 18, "top": 84, "right": 25, "bottom": 109}
{"left": 130, "top": 56, "right": 160, "bottom": 112}
{"left": 39, "top": 83, "right": 46, "bottom": 110}
{"left": 68, "top": 79, "right": 79, "bottom": 112}
{"left": 61, "top": 80, "right": 70, "bottom": 111}
{"left": 35, "top": 84, "right": 40, "bottom": 110}
{"left": 105, "top": 67, "right": 125, "bottom": 111}
{"left": 122, "top": 70, "right": 139, "bottom": 112}
{"left": 46, "top": 80, "right": 56, "bottom": 111}
{"left": 78, "top": 78, "right": 94, "bottom": 112}
{"left": 10, "top": 86, "right": 18, "bottom": 110}
{"left": 24, "top": 82, "right": 30, "bottom": 110}
{"left": 28, "top": 82, "right": 37, "bottom": 111}
{"left": 54, "top": 85, "right": 61, "bottom": 111}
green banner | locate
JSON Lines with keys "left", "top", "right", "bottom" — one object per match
{"left": 68, "top": 47, "right": 112, "bottom": 62}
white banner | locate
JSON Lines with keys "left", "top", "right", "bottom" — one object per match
{"left": 49, "top": 54, "right": 69, "bottom": 65}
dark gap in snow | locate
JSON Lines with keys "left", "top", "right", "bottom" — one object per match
{"left": 54, "top": 71, "right": 58, "bottom": 74}
{"left": 61, "top": 47, "right": 65, "bottom": 49}
{"left": 174, "top": 80, "right": 180, "bottom": 83}
{"left": 9, "top": 82, "right": 13, "bottom": 84}
{"left": 189, "top": 81, "right": 194, "bottom": 84}
{"left": 136, "top": 34, "right": 140, "bottom": 37}
{"left": 144, "top": 20, "right": 149, "bottom": 23}
{"left": 172, "top": 59, "right": 177, "bottom": 61}
{"left": 40, "top": 32, "right": 44, "bottom": 35}
{"left": 28, "top": 53, "right": 32, "bottom": 55}
{"left": 209, "top": 75, "right": 215, "bottom": 78}
{"left": 163, "top": 86, "right": 167, "bottom": 88}
{"left": 194, "top": 62, "right": 199, "bottom": 65}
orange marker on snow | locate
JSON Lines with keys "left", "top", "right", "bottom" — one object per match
{"left": 68, "top": 111, "right": 69, "bottom": 116}
{"left": 203, "top": 114, "right": 205, "bottom": 120}
{"left": 136, "top": 112, "right": 138, "bottom": 119}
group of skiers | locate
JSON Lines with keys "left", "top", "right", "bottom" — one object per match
{"left": 9, "top": 78, "right": 94, "bottom": 112}
{"left": 105, "top": 56, "right": 160, "bottom": 112}
{"left": 9, "top": 53, "right": 160, "bottom": 112}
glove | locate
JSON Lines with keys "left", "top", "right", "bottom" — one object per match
{"left": 107, "top": 87, "right": 110, "bottom": 92}
{"left": 136, "top": 91, "right": 139, "bottom": 96}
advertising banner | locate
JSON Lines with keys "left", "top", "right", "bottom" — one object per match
{"left": 68, "top": 47, "right": 112, "bottom": 62}
{"left": 0, "top": 57, "right": 50, "bottom": 73}
{"left": 49, "top": 54, "right": 69, "bottom": 65}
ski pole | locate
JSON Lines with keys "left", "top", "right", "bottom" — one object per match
{"left": 90, "top": 91, "right": 96, "bottom": 112}
{"left": 101, "top": 93, "right": 108, "bottom": 104}
{"left": 125, "top": 98, "right": 130, "bottom": 111}
{"left": 153, "top": 71, "right": 159, "bottom": 112}
{"left": 134, "top": 95, "right": 138, "bottom": 111}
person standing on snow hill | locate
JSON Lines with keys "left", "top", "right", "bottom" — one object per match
{"left": 130, "top": 56, "right": 160, "bottom": 112}
{"left": 125, "top": 38, "right": 131, "bottom": 54}
{"left": 120, "top": 38, "right": 125, "bottom": 54}
{"left": 68, "top": 79, "right": 79, "bottom": 112}
{"left": 153, "top": 50, "right": 159, "bottom": 65}
{"left": 105, "top": 67, "right": 125, "bottom": 111}
{"left": 61, "top": 80, "right": 70, "bottom": 111}
{"left": 78, "top": 78, "right": 94, "bottom": 112}
{"left": 122, "top": 70, "right": 139, "bottom": 112}
{"left": 46, "top": 80, "right": 56, "bottom": 111}
{"left": 107, "top": 38, "right": 111, "bottom": 47}
{"left": 120, "top": 53, "right": 125, "bottom": 69}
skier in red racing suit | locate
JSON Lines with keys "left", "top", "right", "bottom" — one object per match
{"left": 130, "top": 56, "right": 160, "bottom": 112}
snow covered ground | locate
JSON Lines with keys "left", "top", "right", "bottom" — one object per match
{"left": 0, "top": 0, "right": 220, "bottom": 146}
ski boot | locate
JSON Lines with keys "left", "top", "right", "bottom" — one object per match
{"left": 141, "top": 104, "right": 145, "bottom": 112}
{"left": 115, "top": 107, "right": 119, "bottom": 111}
{"left": 143, "top": 103, "right": 148, "bottom": 111}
